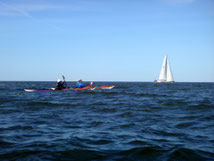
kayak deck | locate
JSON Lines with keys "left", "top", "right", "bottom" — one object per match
{"left": 72, "top": 86, "right": 95, "bottom": 90}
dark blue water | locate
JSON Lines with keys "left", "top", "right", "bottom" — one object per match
{"left": 0, "top": 82, "right": 214, "bottom": 161}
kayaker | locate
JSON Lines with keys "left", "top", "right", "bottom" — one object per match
{"left": 76, "top": 79, "right": 86, "bottom": 88}
{"left": 56, "top": 79, "right": 65, "bottom": 90}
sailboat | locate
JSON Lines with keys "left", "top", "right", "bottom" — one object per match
{"left": 154, "top": 56, "right": 174, "bottom": 83}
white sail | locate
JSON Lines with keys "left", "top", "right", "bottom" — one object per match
{"left": 166, "top": 60, "right": 174, "bottom": 82}
{"left": 157, "top": 56, "right": 174, "bottom": 83}
{"left": 157, "top": 56, "right": 167, "bottom": 82}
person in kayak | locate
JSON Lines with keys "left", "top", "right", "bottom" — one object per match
{"left": 76, "top": 79, "right": 86, "bottom": 88}
{"left": 56, "top": 79, "right": 65, "bottom": 90}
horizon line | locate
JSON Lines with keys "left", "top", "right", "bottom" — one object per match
{"left": 0, "top": 80, "right": 213, "bottom": 83}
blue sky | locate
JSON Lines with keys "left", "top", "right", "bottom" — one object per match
{"left": 0, "top": 0, "right": 213, "bottom": 82}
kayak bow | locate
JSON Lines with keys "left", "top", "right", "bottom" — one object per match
{"left": 95, "top": 85, "right": 115, "bottom": 89}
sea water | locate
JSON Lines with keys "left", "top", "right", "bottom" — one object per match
{"left": 0, "top": 82, "right": 214, "bottom": 161}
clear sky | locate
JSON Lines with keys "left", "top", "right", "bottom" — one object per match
{"left": 0, "top": 0, "right": 213, "bottom": 82}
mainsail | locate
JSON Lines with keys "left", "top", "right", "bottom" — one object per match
{"left": 157, "top": 56, "right": 174, "bottom": 83}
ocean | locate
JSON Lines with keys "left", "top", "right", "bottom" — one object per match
{"left": 0, "top": 82, "right": 214, "bottom": 161}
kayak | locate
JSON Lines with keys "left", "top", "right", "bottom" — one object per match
{"left": 95, "top": 85, "right": 115, "bottom": 89}
{"left": 24, "top": 85, "right": 115, "bottom": 92}
{"left": 24, "top": 87, "right": 71, "bottom": 92}
{"left": 24, "top": 86, "right": 95, "bottom": 92}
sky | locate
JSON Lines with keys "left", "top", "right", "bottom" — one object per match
{"left": 0, "top": 0, "right": 213, "bottom": 82}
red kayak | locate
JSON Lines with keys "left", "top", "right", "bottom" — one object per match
{"left": 24, "top": 85, "right": 115, "bottom": 92}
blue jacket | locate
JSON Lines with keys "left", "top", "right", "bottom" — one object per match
{"left": 76, "top": 82, "right": 86, "bottom": 88}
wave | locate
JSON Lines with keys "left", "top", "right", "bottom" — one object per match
{"left": 0, "top": 140, "right": 14, "bottom": 148}
{"left": 188, "top": 103, "right": 214, "bottom": 109}
{"left": 0, "top": 88, "right": 7, "bottom": 91}
{"left": 1, "top": 147, "right": 213, "bottom": 161}
{"left": 0, "top": 125, "right": 33, "bottom": 131}
{"left": 94, "top": 107, "right": 118, "bottom": 114}
{"left": 175, "top": 121, "right": 196, "bottom": 129}
{"left": 167, "top": 147, "right": 214, "bottom": 161}
{"left": 134, "top": 93, "right": 169, "bottom": 97}
{"left": 26, "top": 102, "right": 71, "bottom": 107}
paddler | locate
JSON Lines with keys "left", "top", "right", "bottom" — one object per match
{"left": 56, "top": 79, "right": 65, "bottom": 90}
{"left": 76, "top": 79, "right": 86, "bottom": 88}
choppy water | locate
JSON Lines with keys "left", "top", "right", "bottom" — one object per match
{"left": 0, "top": 81, "right": 214, "bottom": 161}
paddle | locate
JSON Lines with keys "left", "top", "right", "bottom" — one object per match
{"left": 62, "top": 75, "right": 68, "bottom": 88}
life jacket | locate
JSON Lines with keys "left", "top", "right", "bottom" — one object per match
{"left": 76, "top": 82, "right": 86, "bottom": 88}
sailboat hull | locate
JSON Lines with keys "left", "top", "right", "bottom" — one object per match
{"left": 155, "top": 81, "right": 174, "bottom": 83}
